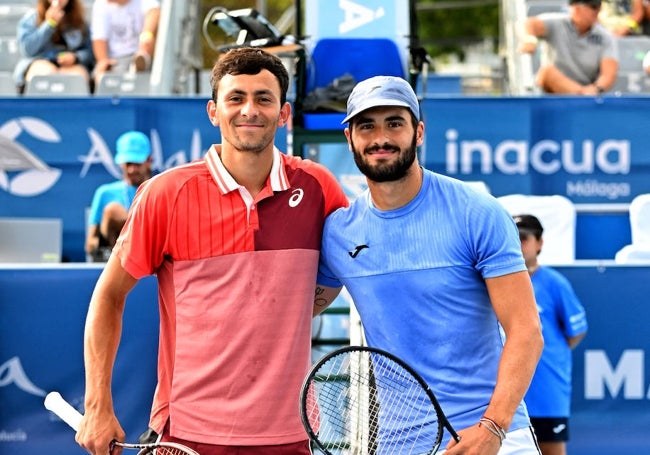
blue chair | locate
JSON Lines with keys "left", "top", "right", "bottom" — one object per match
{"left": 305, "top": 37, "right": 405, "bottom": 94}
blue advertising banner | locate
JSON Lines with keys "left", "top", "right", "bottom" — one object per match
{"left": 421, "top": 96, "right": 650, "bottom": 203}
{"left": 0, "top": 265, "right": 159, "bottom": 455}
{"left": 2, "top": 95, "right": 650, "bottom": 262}
{"left": 1, "top": 264, "right": 648, "bottom": 454}
{"left": 559, "top": 265, "right": 650, "bottom": 455}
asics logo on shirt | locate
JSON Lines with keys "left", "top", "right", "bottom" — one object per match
{"left": 348, "top": 245, "right": 369, "bottom": 258}
{"left": 289, "top": 188, "right": 304, "bottom": 207}
{"left": 552, "top": 424, "right": 566, "bottom": 434}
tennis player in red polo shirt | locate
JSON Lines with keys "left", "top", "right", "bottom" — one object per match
{"left": 77, "top": 47, "right": 348, "bottom": 455}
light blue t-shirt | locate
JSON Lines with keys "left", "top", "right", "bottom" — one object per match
{"left": 88, "top": 180, "right": 137, "bottom": 227}
{"left": 318, "top": 169, "right": 530, "bottom": 447}
{"left": 525, "top": 266, "right": 588, "bottom": 417}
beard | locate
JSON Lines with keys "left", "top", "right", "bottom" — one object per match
{"left": 232, "top": 129, "right": 276, "bottom": 155}
{"left": 351, "top": 134, "right": 418, "bottom": 183}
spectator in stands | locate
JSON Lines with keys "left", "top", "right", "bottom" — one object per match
{"left": 515, "top": 214, "right": 588, "bottom": 455}
{"left": 75, "top": 48, "right": 348, "bottom": 455}
{"left": 85, "top": 130, "right": 152, "bottom": 262}
{"left": 90, "top": 0, "right": 160, "bottom": 86}
{"left": 518, "top": 0, "right": 619, "bottom": 95}
{"left": 14, "top": 0, "right": 94, "bottom": 94}
{"left": 316, "top": 75, "right": 543, "bottom": 454}
{"left": 599, "top": 0, "right": 648, "bottom": 36}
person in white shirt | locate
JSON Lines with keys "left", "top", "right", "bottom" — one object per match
{"left": 90, "top": 0, "right": 160, "bottom": 85}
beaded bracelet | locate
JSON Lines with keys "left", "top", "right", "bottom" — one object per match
{"left": 479, "top": 416, "right": 507, "bottom": 444}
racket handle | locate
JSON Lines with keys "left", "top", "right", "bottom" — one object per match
{"left": 44, "top": 391, "right": 83, "bottom": 432}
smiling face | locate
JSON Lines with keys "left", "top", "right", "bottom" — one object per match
{"left": 345, "top": 106, "right": 423, "bottom": 183}
{"left": 206, "top": 69, "right": 290, "bottom": 156}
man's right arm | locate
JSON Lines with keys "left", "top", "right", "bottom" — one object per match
{"left": 76, "top": 255, "right": 137, "bottom": 454}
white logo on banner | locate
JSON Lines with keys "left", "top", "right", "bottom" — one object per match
{"left": 585, "top": 349, "right": 650, "bottom": 399}
{"left": 1, "top": 115, "right": 205, "bottom": 198}
{"left": 339, "top": 0, "right": 385, "bottom": 34}
{"left": 0, "top": 117, "right": 62, "bottom": 197}
{"left": 444, "top": 128, "right": 632, "bottom": 200}
{"left": 0, "top": 357, "right": 45, "bottom": 397}
{"left": 444, "top": 129, "right": 630, "bottom": 175}
{"left": 79, "top": 128, "right": 204, "bottom": 180}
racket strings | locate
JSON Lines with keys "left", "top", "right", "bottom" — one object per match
{"left": 305, "top": 351, "right": 442, "bottom": 454}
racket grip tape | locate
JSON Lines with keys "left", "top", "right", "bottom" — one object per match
{"left": 44, "top": 391, "right": 83, "bottom": 432}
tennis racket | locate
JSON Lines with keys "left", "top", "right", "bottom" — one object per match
{"left": 300, "top": 346, "right": 460, "bottom": 455}
{"left": 44, "top": 391, "right": 199, "bottom": 455}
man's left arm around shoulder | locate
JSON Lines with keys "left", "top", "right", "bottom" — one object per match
{"left": 313, "top": 285, "right": 342, "bottom": 317}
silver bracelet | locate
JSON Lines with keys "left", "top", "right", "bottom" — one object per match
{"left": 479, "top": 417, "right": 507, "bottom": 444}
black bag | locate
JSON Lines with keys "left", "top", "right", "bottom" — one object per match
{"left": 303, "top": 73, "right": 356, "bottom": 113}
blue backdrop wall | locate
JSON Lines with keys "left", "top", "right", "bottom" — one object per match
{"left": 1, "top": 95, "right": 649, "bottom": 262}
{"left": 1, "top": 264, "right": 648, "bottom": 455}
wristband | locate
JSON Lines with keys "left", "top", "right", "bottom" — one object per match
{"left": 139, "top": 31, "right": 154, "bottom": 43}
{"left": 626, "top": 18, "right": 639, "bottom": 31}
{"left": 46, "top": 18, "right": 58, "bottom": 28}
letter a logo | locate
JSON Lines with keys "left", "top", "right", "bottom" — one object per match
{"left": 339, "top": 0, "right": 385, "bottom": 34}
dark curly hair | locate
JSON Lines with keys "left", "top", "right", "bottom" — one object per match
{"left": 210, "top": 47, "right": 289, "bottom": 105}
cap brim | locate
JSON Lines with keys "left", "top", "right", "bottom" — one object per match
{"left": 342, "top": 99, "right": 413, "bottom": 124}
{"left": 115, "top": 153, "right": 149, "bottom": 164}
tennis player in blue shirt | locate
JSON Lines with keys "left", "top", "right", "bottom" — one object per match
{"left": 515, "top": 214, "right": 587, "bottom": 455}
{"left": 316, "top": 76, "right": 544, "bottom": 455}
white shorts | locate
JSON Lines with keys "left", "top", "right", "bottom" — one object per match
{"left": 439, "top": 426, "right": 541, "bottom": 454}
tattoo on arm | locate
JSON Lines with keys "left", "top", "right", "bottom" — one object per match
{"left": 314, "top": 286, "right": 328, "bottom": 309}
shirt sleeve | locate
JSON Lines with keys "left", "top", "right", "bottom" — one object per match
{"left": 90, "top": 0, "right": 108, "bottom": 40}
{"left": 142, "top": 0, "right": 161, "bottom": 13}
{"left": 601, "top": 29, "right": 619, "bottom": 61}
{"left": 468, "top": 192, "right": 527, "bottom": 279}
{"left": 555, "top": 271, "right": 588, "bottom": 337}
{"left": 317, "top": 252, "right": 343, "bottom": 288}
{"left": 17, "top": 11, "right": 56, "bottom": 57}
